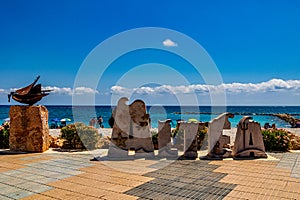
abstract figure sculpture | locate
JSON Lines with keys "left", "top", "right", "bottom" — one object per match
{"left": 233, "top": 116, "right": 267, "bottom": 158}
{"left": 8, "top": 76, "right": 51, "bottom": 105}
{"left": 108, "top": 97, "right": 154, "bottom": 159}
{"left": 158, "top": 119, "right": 178, "bottom": 158}
{"left": 206, "top": 112, "right": 234, "bottom": 159}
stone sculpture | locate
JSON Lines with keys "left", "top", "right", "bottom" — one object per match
{"left": 9, "top": 105, "right": 49, "bottom": 152}
{"left": 158, "top": 119, "right": 178, "bottom": 158}
{"left": 233, "top": 116, "right": 267, "bottom": 158}
{"left": 108, "top": 97, "right": 154, "bottom": 159}
{"left": 8, "top": 76, "right": 52, "bottom": 105}
{"left": 206, "top": 113, "right": 234, "bottom": 159}
{"left": 178, "top": 122, "right": 199, "bottom": 159}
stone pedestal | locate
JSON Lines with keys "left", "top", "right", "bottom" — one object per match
{"left": 9, "top": 105, "right": 50, "bottom": 152}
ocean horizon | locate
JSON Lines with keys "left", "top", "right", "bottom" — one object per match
{"left": 1, "top": 105, "right": 300, "bottom": 129}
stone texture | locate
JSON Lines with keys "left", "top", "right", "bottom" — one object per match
{"left": 206, "top": 113, "right": 234, "bottom": 159}
{"left": 233, "top": 116, "right": 267, "bottom": 158}
{"left": 158, "top": 119, "right": 178, "bottom": 158}
{"left": 49, "top": 135, "right": 65, "bottom": 148}
{"left": 9, "top": 105, "right": 49, "bottom": 152}
{"left": 108, "top": 97, "right": 154, "bottom": 158}
{"left": 178, "top": 122, "right": 199, "bottom": 159}
{"left": 158, "top": 119, "right": 172, "bottom": 149}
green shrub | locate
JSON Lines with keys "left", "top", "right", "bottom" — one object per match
{"left": 262, "top": 129, "right": 290, "bottom": 152}
{"left": 151, "top": 131, "right": 158, "bottom": 150}
{"left": 0, "top": 122, "right": 9, "bottom": 149}
{"left": 60, "top": 122, "right": 100, "bottom": 149}
{"left": 197, "top": 127, "right": 207, "bottom": 148}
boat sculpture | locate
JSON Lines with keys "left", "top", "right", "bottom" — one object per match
{"left": 8, "top": 76, "right": 52, "bottom": 105}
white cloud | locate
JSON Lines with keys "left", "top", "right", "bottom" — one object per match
{"left": 111, "top": 85, "right": 131, "bottom": 95}
{"left": 43, "top": 86, "right": 72, "bottom": 95}
{"left": 162, "top": 39, "right": 178, "bottom": 47}
{"left": 222, "top": 79, "right": 300, "bottom": 93}
{"left": 110, "top": 79, "right": 300, "bottom": 95}
{"left": 73, "top": 87, "right": 99, "bottom": 95}
{"left": 0, "top": 89, "right": 7, "bottom": 95}
{"left": 42, "top": 86, "right": 98, "bottom": 95}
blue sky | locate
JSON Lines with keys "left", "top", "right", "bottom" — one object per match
{"left": 0, "top": 0, "right": 300, "bottom": 105}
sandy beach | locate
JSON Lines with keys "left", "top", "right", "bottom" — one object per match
{"left": 49, "top": 128, "right": 113, "bottom": 138}
{"left": 50, "top": 127, "right": 300, "bottom": 143}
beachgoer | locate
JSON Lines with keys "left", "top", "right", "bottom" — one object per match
{"left": 264, "top": 123, "right": 271, "bottom": 129}
{"left": 98, "top": 116, "right": 103, "bottom": 127}
{"left": 89, "top": 118, "right": 96, "bottom": 127}
{"left": 108, "top": 115, "right": 114, "bottom": 128}
{"left": 61, "top": 121, "right": 66, "bottom": 127}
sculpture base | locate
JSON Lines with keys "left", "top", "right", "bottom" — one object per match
{"left": 234, "top": 149, "right": 267, "bottom": 159}
{"left": 107, "top": 143, "right": 130, "bottom": 159}
{"left": 9, "top": 105, "right": 49, "bottom": 152}
{"left": 158, "top": 147, "right": 178, "bottom": 158}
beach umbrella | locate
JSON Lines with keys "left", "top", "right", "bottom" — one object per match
{"left": 60, "top": 118, "right": 71, "bottom": 122}
{"left": 188, "top": 118, "right": 199, "bottom": 122}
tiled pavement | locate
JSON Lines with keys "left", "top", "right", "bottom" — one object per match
{"left": 0, "top": 151, "right": 300, "bottom": 199}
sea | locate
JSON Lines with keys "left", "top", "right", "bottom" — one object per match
{"left": 1, "top": 105, "right": 300, "bottom": 129}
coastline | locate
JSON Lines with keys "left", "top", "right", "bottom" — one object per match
{"left": 2, "top": 105, "right": 300, "bottom": 129}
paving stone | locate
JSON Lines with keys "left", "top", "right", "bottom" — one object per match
{"left": 17, "top": 182, "right": 53, "bottom": 193}
{"left": 34, "top": 177, "right": 58, "bottom": 184}
{"left": 3, "top": 151, "right": 300, "bottom": 199}
{"left": 5, "top": 188, "right": 35, "bottom": 199}
{"left": 125, "top": 160, "right": 237, "bottom": 199}
{"left": 20, "top": 156, "right": 43, "bottom": 161}
{"left": 0, "top": 194, "right": 14, "bottom": 200}
{"left": 0, "top": 176, "right": 28, "bottom": 185}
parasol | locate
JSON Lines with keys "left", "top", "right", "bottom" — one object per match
{"left": 60, "top": 118, "right": 71, "bottom": 122}
{"left": 188, "top": 118, "right": 199, "bottom": 122}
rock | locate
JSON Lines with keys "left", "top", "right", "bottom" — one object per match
{"left": 206, "top": 113, "right": 234, "bottom": 159}
{"left": 158, "top": 119, "right": 178, "bottom": 158}
{"left": 179, "top": 122, "right": 199, "bottom": 159}
{"left": 288, "top": 132, "right": 300, "bottom": 150}
{"left": 273, "top": 114, "right": 300, "bottom": 128}
{"left": 233, "top": 116, "right": 267, "bottom": 158}
{"left": 9, "top": 105, "right": 49, "bottom": 152}
{"left": 108, "top": 98, "right": 154, "bottom": 159}
{"left": 49, "top": 135, "right": 65, "bottom": 148}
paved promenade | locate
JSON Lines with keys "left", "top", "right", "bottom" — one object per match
{"left": 0, "top": 149, "right": 300, "bottom": 199}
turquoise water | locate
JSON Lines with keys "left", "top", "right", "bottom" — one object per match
{"left": 1, "top": 105, "right": 299, "bottom": 128}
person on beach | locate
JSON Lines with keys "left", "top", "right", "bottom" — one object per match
{"left": 89, "top": 118, "right": 96, "bottom": 127}
{"left": 264, "top": 123, "right": 271, "bottom": 129}
{"left": 98, "top": 116, "right": 103, "bottom": 128}
{"left": 108, "top": 115, "right": 114, "bottom": 128}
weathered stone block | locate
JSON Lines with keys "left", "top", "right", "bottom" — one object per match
{"left": 158, "top": 119, "right": 178, "bottom": 158}
{"left": 233, "top": 116, "right": 267, "bottom": 158}
{"left": 9, "top": 105, "right": 49, "bottom": 152}
{"left": 108, "top": 97, "right": 154, "bottom": 159}
{"left": 158, "top": 119, "right": 172, "bottom": 149}
{"left": 205, "top": 113, "right": 234, "bottom": 159}
{"left": 179, "top": 122, "right": 199, "bottom": 159}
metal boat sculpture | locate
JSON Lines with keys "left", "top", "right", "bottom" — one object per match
{"left": 8, "top": 76, "right": 52, "bottom": 105}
